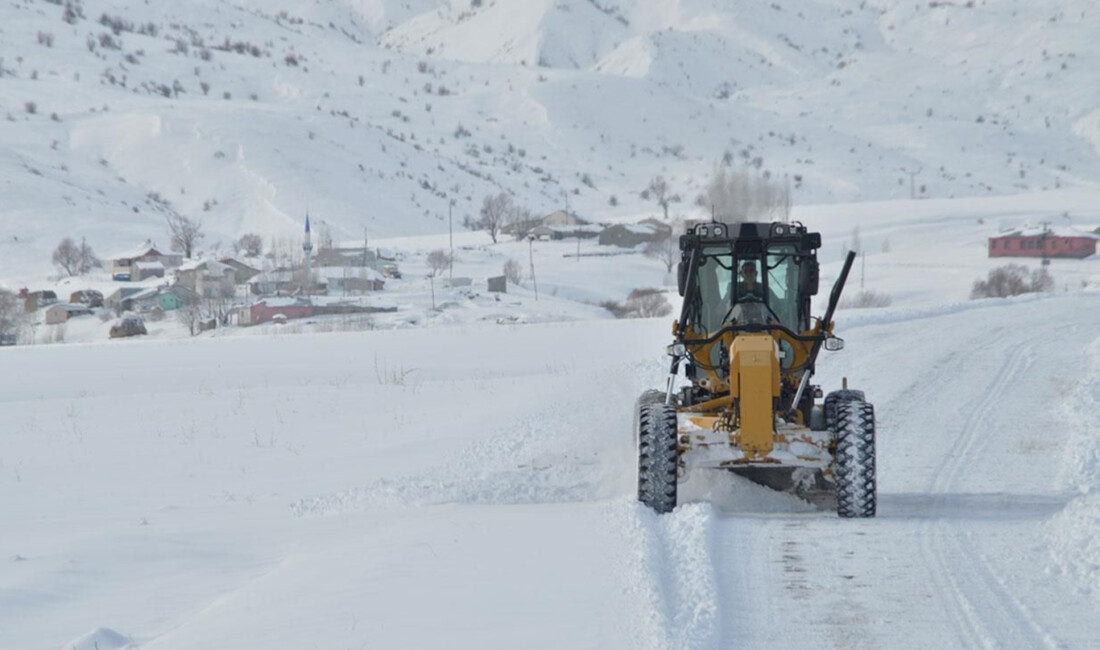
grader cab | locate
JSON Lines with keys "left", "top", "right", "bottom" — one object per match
{"left": 635, "top": 221, "right": 876, "bottom": 517}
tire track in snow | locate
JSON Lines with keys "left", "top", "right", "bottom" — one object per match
{"left": 919, "top": 340, "right": 1062, "bottom": 649}
{"left": 626, "top": 503, "right": 724, "bottom": 650}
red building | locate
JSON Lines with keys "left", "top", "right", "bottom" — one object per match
{"left": 239, "top": 298, "right": 314, "bottom": 326}
{"left": 988, "top": 227, "right": 1098, "bottom": 259}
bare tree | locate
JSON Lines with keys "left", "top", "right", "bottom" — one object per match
{"left": 644, "top": 176, "right": 679, "bottom": 220}
{"left": 506, "top": 204, "right": 536, "bottom": 240}
{"left": 600, "top": 288, "right": 673, "bottom": 319}
{"left": 237, "top": 233, "right": 263, "bottom": 257}
{"left": 426, "top": 249, "right": 451, "bottom": 311}
{"left": 176, "top": 296, "right": 203, "bottom": 336}
{"left": 701, "top": 166, "right": 791, "bottom": 224}
{"left": 204, "top": 281, "right": 236, "bottom": 327}
{"left": 51, "top": 237, "right": 80, "bottom": 276}
{"left": 472, "top": 193, "right": 512, "bottom": 243}
{"left": 316, "top": 222, "right": 334, "bottom": 250}
{"left": 971, "top": 264, "right": 1053, "bottom": 299}
{"left": 426, "top": 249, "right": 452, "bottom": 277}
{"left": 644, "top": 218, "right": 683, "bottom": 273}
{"left": 167, "top": 213, "right": 204, "bottom": 258}
{"left": 76, "top": 237, "right": 102, "bottom": 275}
{"left": 0, "top": 289, "right": 27, "bottom": 344}
{"left": 503, "top": 258, "right": 523, "bottom": 284}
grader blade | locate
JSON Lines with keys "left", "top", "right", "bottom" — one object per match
{"left": 728, "top": 466, "right": 837, "bottom": 510}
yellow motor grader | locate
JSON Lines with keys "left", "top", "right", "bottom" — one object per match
{"left": 634, "top": 221, "right": 875, "bottom": 517}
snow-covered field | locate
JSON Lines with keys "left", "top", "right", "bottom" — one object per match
{"left": 3, "top": 282, "right": 1100, "bottom": 649}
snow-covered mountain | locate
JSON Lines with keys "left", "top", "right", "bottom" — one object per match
{"left": 2, "top": 0, "right": 1099, "bottom": 283}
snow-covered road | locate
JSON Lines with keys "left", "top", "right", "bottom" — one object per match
{"left": 2, "top": 293, "right": 1099, "bottom": 649}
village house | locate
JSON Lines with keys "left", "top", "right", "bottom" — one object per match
{"left": 502, "top": 210, "right": 591, "bottom": 239}
{"left": 237, "top": 297, "right": 314, "bottom": 326}
{"left": 175, "top": 259, "right": 236, "bottom": 298}
{"left": 535, "top": 224, "right": 603, "bottom": 241}
{"left": 44, "top": 303, "right": 93, "bottom": 325}
{"left": 219, "top": 257, "right": 262, "bottom": 285}
{"left": 105, "top": 287, "right": 146, "bottom": 313}
{"left": 21, "top": 289, "right": 58, "bottom": 313}
{"left": 988, "top": 225, "right": 1098, "bottom": 259}
{"left": 540, "top": 210, "right": 589, "bottom": 228}
{"left": 132, "top": 260, "right": 166, "bottom": 282}
{"left": 312, "top": 296, "right": 398, "bottom": 316}
{"left": 314, "top": 245, "right": 379, "bottom": 269}
{"left": 126, "top": 287, "right": 162, "bottom": 313}
{"left": 598, "top": 221, "right": 671, "bottom": 248}
{"left": 320, "top": 266, "right": 385, "bottom": 294}
{"left": 487, "top": 276, "right": 507, "bottom": 293}
{"left": 249, "top": 269, "right": 325, "bottom": 296}
{"left": 160, "top": 285, "right": 192, "bottom": 311}
{"left": 69, "top": 290, "right": 104, "bottom": 308}
{"left": 109, "top": 241, "right": 182, "bottom": 281}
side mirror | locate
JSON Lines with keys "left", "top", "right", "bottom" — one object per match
{"left": 803, "top": 259, "right": 820, "bottom": 296}
{"left": 824, "top": 336, "right": 844, "bottom": 352}
{"left": 677, "top": 261, "right": 687, "bottom": 296}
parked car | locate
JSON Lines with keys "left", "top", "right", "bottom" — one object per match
{"left": 0, "top": 332, "right": 17, "bottom": 346}
{"left": 109, "top": 314, "right": 147, "bottom": 339}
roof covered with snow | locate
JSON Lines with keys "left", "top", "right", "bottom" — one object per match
{"left": 317, "top": 266, "right": 384, "bottom": 281}
{"left": 178, "top": 259, "right": 233, "bottom": 273}
{"left": 110, "top": 242, "right": 161, "bottom": 261}
{"left": 256, "top": 297, "right": 312, "bottom": 308}
{"left": 994, "top": 225, "right": 1100, "bottom": 239}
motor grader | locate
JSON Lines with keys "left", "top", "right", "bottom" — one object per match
{"left": 634, "top": 221, "right": 876, "bottom": 518}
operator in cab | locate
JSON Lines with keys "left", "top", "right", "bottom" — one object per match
{"left": 731, "top": 260, "right": 769, "bottom": 324}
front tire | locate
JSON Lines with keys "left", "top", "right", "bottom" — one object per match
{"left": 831, "top": 402, "right": 875, "bottom": 519}
{"left": 634, "top": 389, "right": 667, "bottom": 447}
{"left": 834, "top": 401, "right": 877, "bottom": 518}
{"left": 637, "top": 403, "right": 679, "bottom": 514}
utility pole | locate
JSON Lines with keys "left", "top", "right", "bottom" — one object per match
{"left": 860, "top": 251, "right": 865, "bottom": 289}
{"left": 448, "top": 199, "right": 455, "bottom": 281}
{"left": 1040, "top": 220, "right": 1051, "bottom": 267}
{"left": 902, "top": 166, "right": 922, "bottom": 199}
{"left": 563, "top": 189, "right": 580, "bottom": 262}
{"left": 528, "top": 236, "right": 539, "bottom": 301}
{"left": 302, "top": 213, "right": 313, "bottom": 297}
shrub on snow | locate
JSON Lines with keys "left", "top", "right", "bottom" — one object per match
{"left": 971, "top": 264, "right": 1052, "bottom": 299}
{"left": 601, "top": 288, "right": 672, "bottom": 319}
{"left": 840, "top": 289, "right": 892, "bottom": 309}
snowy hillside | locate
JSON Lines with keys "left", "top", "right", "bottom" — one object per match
{"left": 3, "top": 0, "right": 1100, "bottom": 282}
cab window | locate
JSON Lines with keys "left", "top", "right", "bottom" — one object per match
{"left": 766, "top": 246, "right": 801, "bottom": 331}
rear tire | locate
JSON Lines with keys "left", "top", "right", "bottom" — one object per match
{"left": 834, "top": 401, "right": 876, "bottom": 518}
{"left": 637, "top": 403, "right": 679, "bottom": 514}
{"left": 824, "top": 389, "right": 866, "bottom": 432}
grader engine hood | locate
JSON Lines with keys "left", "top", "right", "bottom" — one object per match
{"left": 729, "top": 334, "right": 780, "bottom": 458}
